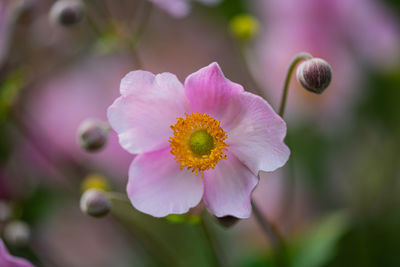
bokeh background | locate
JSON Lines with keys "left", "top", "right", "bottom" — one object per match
{"left": 1, "top": 0, "right": 400, "bottom": 266}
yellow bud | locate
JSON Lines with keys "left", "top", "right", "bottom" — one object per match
{"left": 229, "top": 14, "right": 259, "bottom": 41}
{"left": 81, "top": 173, "right": 110, "bottom": 192}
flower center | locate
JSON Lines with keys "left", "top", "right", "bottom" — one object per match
{"left": 169, "top": 112, "right": 228, "bottom": 177}
{"left": 189, "top": 130, "right": 214, "bottom": 156}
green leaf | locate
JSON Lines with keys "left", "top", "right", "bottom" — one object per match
{"left": 0, "top": 69, "right": 25, "bottom": 122}
{"left": 289, "top": 212, "right": 349, "bottom": 267}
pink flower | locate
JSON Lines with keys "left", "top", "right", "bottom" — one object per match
{"left": 26, "top": 55, "right": 132, "bottom": 179}
{"left": 108, "top": 62, "right": 290, "bottom": 218}
{"left": 0, "top": 239, "right": 34, "bottom": 267}
{"left": 148, "top": 0, "right": 220, "bottom": 18}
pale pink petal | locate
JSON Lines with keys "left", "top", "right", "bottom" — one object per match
{"left": 0, "top": 239, "right": 34, "bottom": 267}
{"left": 127, "top": 147, "right": 204, "bottom": 217}
{"left": 119, "top": 70, "right": 155, "bottom": 96}
{"left": 203, "top": 152, "right": 258, "bottom": 218}
{"left": 184, "top": 62, "right": 244, "bottom": 121}
{"left": 108, "top": 71, "right": 190, "bottom": 154}
{"left": 222, "top": 92, "right": 290, "bottom": 175}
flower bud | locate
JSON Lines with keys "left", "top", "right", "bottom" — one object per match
{"left": 77, "top": 119, "right": 109, "bottom": 152}
{"left": 80, "top": 189, "right": 111, "bottom": 217}
{"left": 49, "top": 0, "right": 85, "bottom": 27}
{"left": 229, "top": 14, "right": 259, "bottom": 41}
{"left": 3, "top": 221, "right": 30, "bottom": 247}
{"left": 216, "top": 215, "right": 239, "bottom": 228}
{"left": 296, "top": 58, "right": 332, "bottom": 94}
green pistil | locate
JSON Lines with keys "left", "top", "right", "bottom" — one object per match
{"left": 189, "top": 130, "right": 214, "bottom": 156}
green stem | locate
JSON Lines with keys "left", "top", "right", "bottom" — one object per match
{"left": 85, "top": 12, "right": 104, "bottom": 37}
{"left": 278, "top": 52, "right": 312, "bottom": 117}
{"left": 251, "top": 199, "right": 283, "bottom": 252}
{"left": 131, "top": 0, "right": 153, "bottom": 45}
{"left": 126, "top": 0, "right": 152, "bottom": 68}
{"left": 236, "top": 42, "right": 267, "bottom": 99}
{"left": 110, "top": 197, "right": 180, "bottom": 266}
{"left": 200, "top": 215, "right": 225, "bottom": 267}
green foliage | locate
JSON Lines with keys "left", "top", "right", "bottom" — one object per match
{"left": 0, "top": 69, "right": 24, "bottom": 122}
{"left": 198, "top": 0, "right": 249, "bottom": 20}
{"left": 357, "top": 69, "right": 400, "bottom": 132}
{"left": 288, "top": 212, "right": 349, "bottom": 267}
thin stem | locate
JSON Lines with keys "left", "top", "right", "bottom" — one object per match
{"left": 85, "top": 12, "right": 104, "bottom": 37}
{"left": 251, "top": 199, "right": 283, "bottom": 252}
{"left": 111, "top": 197, "right": 180, "bottom": 266}
{"left": 131, "top": 0, "right": 153, "bottom": 46}
{"left": 235, "top": 41, "right": 268, "bottom": 99}
{"left": 280, "top": 156, "right": 296, "bottom": 225}
{"left": 278, "top": 52, "right": 312, "bottom": 117}
{"left": 106, "top": 191, "right": 130, "bottom": 203}
{"left": 200, "top": 215, "right": 225, "bottom": 267}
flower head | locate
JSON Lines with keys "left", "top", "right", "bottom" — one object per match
{"left": 0, "top": 239, "right": 34, "bottom": 267}
{"left": 108, "top": 62, "right": 290, "bottom": 218}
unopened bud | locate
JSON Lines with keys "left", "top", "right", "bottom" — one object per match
{"left": 229, "top": 14, "right": 259, "bottom": 41}
{"left": 3, "top": 221, "right": 30, "bottom": 247}
{"left": 296, "top": 58, "right": 332, "bottom": 94}
{"left": 80, "top": 189, "right": 111, "bottom": 217}
{"left": 77, "top": 119, "right": 109, "bottom": 152}
{"left": 216, "top": 216, "right": 239, "bottom": 228}
{"left": 49, "top": 0, "right": 85, "bottom": 27}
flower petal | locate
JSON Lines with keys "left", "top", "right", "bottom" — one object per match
{"left": 0, "top": 239, "right": 34, "bottom": 267}
{"left": 184, "top": 62, "right": 244, "bottom": 121}
{"left": 223, "top": 92, "right": 290, "bottom": 174}
{"left": 108, "top": 71, "right": 190, "bottom": 154}
{"left": 127, "top": 147, "right": 204, "bottom": 217}
{"left": 203, "top": 152, "right": 258, "bottom": 218}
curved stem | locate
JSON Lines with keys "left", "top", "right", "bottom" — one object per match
{"left": 126, "top": 0, "right": 152, "bottom": 69}
{"left": 236, "top": 42, "right": 267, "bottom": 99}
{"left": 131, "top": 0, "right": 153, "bottom": 45}
{"left": 278, "top": 52, "right": 312, "bottom": 117}
{"left": 200, "top": 215, "right": 225, "bottom": 267}
{"left": 251, "top": 199, "right": 283, "bottom": 252}
{"left": 110, "top": 197, "right": 180, "bottom": 266}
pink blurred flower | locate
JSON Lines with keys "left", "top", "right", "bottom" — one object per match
{"left": 26, "top": 55, "right": 132, "bottom": 179}
{"left": 0, "top": 239, "right": 34, "bottom": 267}
{"left": 108, "top": 62, "right": 290, "bottom": 218}
{"left": 148, "top": 0, "right": 220, "bottom": 18}
{"left": 256, "top": 0, "right": 400, "bottom": 121}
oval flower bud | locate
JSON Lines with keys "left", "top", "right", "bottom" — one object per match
{"left": 49, "top": 0, "right": 85, "bottom": 27}
{"left": 3, "top": 221, "right": 31, "bottom": 247}
{"left": 216, "top": 215, "right": 239, "bottom": 228}
{"left": 77, "top": 119, "right": 109, "bottom": 152}
{"left": 80, "top": 189, "right": 111, "bottom": 217}
{"left": 296, "top": 58, "right": 332, "bottom": 94}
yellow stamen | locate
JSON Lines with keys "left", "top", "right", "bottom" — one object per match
{"left": 169, "top": 112, "right": 228, "bottom": 177}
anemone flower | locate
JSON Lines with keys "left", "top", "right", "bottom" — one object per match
{"left": 108, "top": 62, "right": 290, "bottom": 218}
{"left": 149, "top": 0, "right": 220, "bottom": 18}
{"left": 0, "top": 239, "right": 34, "bottom": 267}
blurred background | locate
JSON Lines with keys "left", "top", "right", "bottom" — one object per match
{"left": 0, "top": 0, "right": 400, "bottom": 266}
